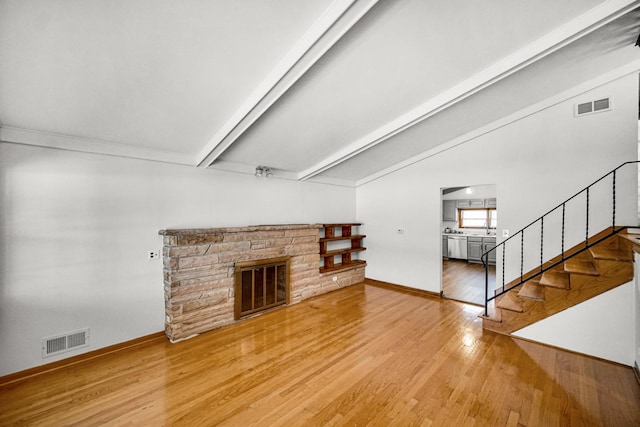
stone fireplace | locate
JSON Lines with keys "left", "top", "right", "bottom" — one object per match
{"left": 159, "top": 224, "right": 365, "bottom": 342}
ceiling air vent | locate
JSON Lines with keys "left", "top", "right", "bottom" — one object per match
{"left": 42, "top": 328, "right": 90, "bottom": 358}
{"left": 575, "top": 97, "right": 611, "bottom": 117}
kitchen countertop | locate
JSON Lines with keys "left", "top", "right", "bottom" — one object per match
{"left": 443, "top": 232, "right": 496, "bottom": 238}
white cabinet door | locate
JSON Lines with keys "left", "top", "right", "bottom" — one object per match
{"left": 443, "top": 200, "right": 457, "bottom": 221}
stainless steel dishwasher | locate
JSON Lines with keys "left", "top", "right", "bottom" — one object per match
{"left": 447, "top": 235, "right": 468, "bottom": 260}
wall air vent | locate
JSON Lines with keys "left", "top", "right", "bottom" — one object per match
{"left": 42, "top": 328, "right": 90, "bottom": 358}
{"left": 575, "top": 97, "right": 611, "bottom": 117}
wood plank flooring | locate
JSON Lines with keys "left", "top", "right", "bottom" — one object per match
{"left": 442, "top": 259, "right": 496, "bottom": 305}
{"left": 1, "top": 281, "right": 639, "bottom": 426}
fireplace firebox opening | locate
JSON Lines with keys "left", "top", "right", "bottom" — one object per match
{"left": 234, "top": 256, "right": 290, "bottom": 320}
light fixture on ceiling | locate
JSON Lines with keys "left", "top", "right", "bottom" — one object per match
{"left": 465, "top": 187, "right": 472, "bottom": 194}
{"left": 255, "top": 165, "right": 273, "bottom": 178}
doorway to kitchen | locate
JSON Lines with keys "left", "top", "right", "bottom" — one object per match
{"left": 441, "top": 184, "right": 497, "bottom": 306}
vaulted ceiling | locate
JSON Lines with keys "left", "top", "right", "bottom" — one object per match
{"left": 1, "top": 0, "right": 639, "bottom": 186}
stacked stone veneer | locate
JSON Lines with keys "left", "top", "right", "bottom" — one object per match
{"left": 159, "top": 224, "right": 366, "bottom": 342}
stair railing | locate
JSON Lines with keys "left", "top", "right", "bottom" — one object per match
{"left": 482, "top": 160, "right": 639, "bottom": 317}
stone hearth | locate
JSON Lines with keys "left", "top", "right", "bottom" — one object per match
{"left": 159, "top": 224, "right": 366, "bottom": 342}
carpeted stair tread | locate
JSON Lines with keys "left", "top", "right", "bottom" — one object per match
{"left": 563, "top": 259, "right": 599, "bottom": 276}
{"left": 539, "top": 271, "right": 570, "bottom": 289}
{"left": 496, "top": 291, "right": 524, "bottom": 313}
{"left": 589, "top": 246, "right": 632, "bottom": 261}
{"left": 517, "top": 280, "right": 545, "bottom": 301}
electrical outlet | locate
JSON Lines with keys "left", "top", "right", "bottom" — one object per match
{"left": 332, "top": 276, "right": 338, "bottom": 282}
{"left": 502, "top": 229, "right": 509, "bottom": 238}
{"left": 148, "top": 251, "right": 160, "bottom": 260}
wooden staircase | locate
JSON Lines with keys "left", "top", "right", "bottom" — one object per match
{"left": 482, "top": 229, "right": 635, "bottom": 335}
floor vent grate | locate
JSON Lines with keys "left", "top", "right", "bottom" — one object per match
{"left": 42, "top": 328, "right": 90, "bottom": 358}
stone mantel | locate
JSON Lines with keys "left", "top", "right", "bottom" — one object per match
{"left": 159, "top": 224, "right": 323, "bottom": 236}
{"left": 159, "top": 223, "right": 365, "bottom": 342}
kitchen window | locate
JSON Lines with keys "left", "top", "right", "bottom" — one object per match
{"left": 459, "top": 208, "right": 497, "bottom": 229}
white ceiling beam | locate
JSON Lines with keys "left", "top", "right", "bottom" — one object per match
{"left": 196, "top": 0, "right": 380, "bottom": 167}
{"left": 298, "top": 0, "right": 640, "bottom": 181}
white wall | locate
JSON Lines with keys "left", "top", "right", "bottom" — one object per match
{"left": 513, "top": 282, "right": 635, "bottom": 366}
{"left": 0, "top": 144, "right": 356, "bottom": 376}
{"left": 357, "top": 73, "right": 638, "bottom": 292}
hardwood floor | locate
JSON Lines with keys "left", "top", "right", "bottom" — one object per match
{"left": 1, "top": 281, "right": 639, "bottom": 426}
{"left": 442, "top": 259, "right": 496, "bottom": 305}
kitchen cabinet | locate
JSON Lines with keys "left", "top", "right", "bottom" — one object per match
{"left": 454, "top": 198, "right": 496, "bottom": 209}
{"left": 483, "top": 238, "right": 497, "bottom": 264}
{"left": 467, "top": 237, "right": 483, "bottom": 262}
{"left": 442, "top": 236, "right": 448, "bottom": 258}
{"left": 467, "top": 236, "right": 496, "bottom": 264}
{"left": 442, "top": 200, "right": 457, "bottom": 221}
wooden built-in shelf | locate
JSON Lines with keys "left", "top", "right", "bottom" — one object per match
{"left": 320, "top": 259, "right": 367, "bottom": 274}
{"left": 319, "top": 223, "right": 366, "bottom": 273}
{"left": 320, "top": 247, "right": 366, "bottom": 258}
{"left": 319, "top": 234, "right": 366, "bottom": 243}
